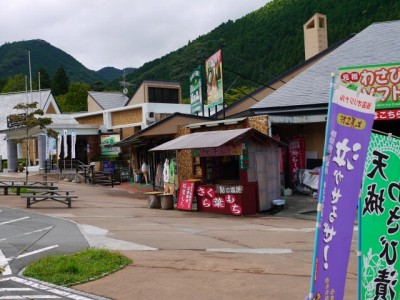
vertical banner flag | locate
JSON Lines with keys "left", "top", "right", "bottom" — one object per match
{"left": 312, "top": 85, "right": 376, "bottom": 299}
{"left": 71, "top": 130, "right": 76, "bottom": 159}
{"left": 57, "top": 134, "right": 62, "bottom": 159}
{"left": 288, "top": 136, "right": 306, "bottom": 186}
{"left": 205, "top": 49, "right": 223, "bottom": 108}
{"left": 63, "top": 129, "right": 68, "bottom": 158}
{"left": 47, "top": 137, "right": 55, "bottom": 158}
{"left": 360, "top": 133, "right": 400, "bottom": 299}
{"left": 50, "top": 137, "right": 56, "bottom": 156}
{"left": 46, "top": 136, "right": 50, "bottom": 158}
{"left": 190, "top": 66, "right": 203, "bottom": 114}
{"left": 239, "top": 142, "right": 249, "bottom": 170}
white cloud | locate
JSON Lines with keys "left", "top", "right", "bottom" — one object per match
{"left": 0, "top": 0, "right": 269, "bottom": 70}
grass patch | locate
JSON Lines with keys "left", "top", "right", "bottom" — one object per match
{"left": 11, "top": 187, "right": 31, "bottom": 194}
{"left": 23, "top": 248, "right": 132, "bottom": 286}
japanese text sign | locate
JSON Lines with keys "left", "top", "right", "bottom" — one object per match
{"left": 193, "top": 145, "right": 242, "bottom": 157}
{"left": 339, "top": 62, "right": 400, "bottom": 110}
{"left": 313, "top": 85, "right": 376, "bottom": 299}
{"left": 197, "top": 185, "right": 242, "bottom": 216}
{"left": 360, "top": 133, "right": 400, "bottom": 299}
{"left": 288, "top": 136, "right": 305, "bottom": 185}
{"left": 177, "top": 181, "right": 195, "bottom": 211}
{"left": 375, "top": 109, "right": 400, "bottom": 121}
{"left": 239, "top": 142, "right": 249, "bottom": 170}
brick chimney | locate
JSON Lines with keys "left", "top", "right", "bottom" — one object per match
{"left": 303, "top": 13, "right": 328, "bottom": 60}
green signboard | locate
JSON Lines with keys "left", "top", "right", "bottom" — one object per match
{"left": 100, "top": 134, "right": 120, "bottom": 156}
{"left": 360, "top": 133, "right": 400, "bottom": 299}
{"left": 190, "top": 66, "right": 203, "bottom": 114}
{"left": 339, "top": 62, "right": 400, "bottom": 110}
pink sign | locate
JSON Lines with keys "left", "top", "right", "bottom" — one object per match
{"left": 177, "top": 181, "right": 195, "bottom": 210}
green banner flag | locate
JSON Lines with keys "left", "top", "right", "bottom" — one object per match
{"left": 190, "top": 66, "right": 203, "bottom": 114}
{"left": 360, "top": 133, "right": 400, "bottom": 299}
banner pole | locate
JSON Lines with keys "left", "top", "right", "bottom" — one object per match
{"left": 306, "top": 73, "right": 336, "bottom": 300}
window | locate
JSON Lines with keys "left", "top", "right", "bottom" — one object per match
{"left": 148, "top": 87, "right": 179, "bottom": 104}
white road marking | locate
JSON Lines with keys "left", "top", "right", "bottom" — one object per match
{"left": 0, "top": 296, "right": 60, "bottom": 299}
{"left": 0, "top": 226, "right": 53, "bottom": 242}
{"left": 0, "top": 217, "right": 30, "bottom": 226}
{"left": 7, "top": 245, "right": 59, "bottom": 261}
{"left": 79, "top": 224, "right": 158, "bottom": 251}
{"left": 0, "top": 249, "right": 12, "bottom": 275}
{"left": 0, "top": 277, "right": 94, "bottom": 300}
{"left": 261, "top": 226, "right": 359, "bottom": 233}
{"left": 263, "top": 227, "right": 315, "bottom": 233}
{"left": 206, "top": 248, "right": 293, "bottom": 254}
{"left": 0, "top": 288, "right": 33, "bottom": 291}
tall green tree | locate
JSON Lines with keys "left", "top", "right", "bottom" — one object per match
{"left": 52, "top": 67, "right": 69, "bottom": 96}
{"left": 2, "top": 74, "right": 26, "bottom": 93}
{"left": 57, "top": 82, "right": 89, "bottom": 112}
{"left": 90, "top": 81, "right": 105, "bottom": 92}
{"left": 35, "top": 68, "right": 52, "bottom": 89}
{"left": 0, "top": 78, "right": 7, "bottom": 92}
{"left": 7, "top": 102, "right": 57, "bottom": 183}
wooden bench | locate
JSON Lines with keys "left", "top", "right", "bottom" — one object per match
{"left": 21, "top": 190, "right": 77, "bottom": 208}
{"left": 157, "top": 193, "right": 174, "bottom": 210}
{"left": 145, "top": 191, "right": 163, "bottom": 208}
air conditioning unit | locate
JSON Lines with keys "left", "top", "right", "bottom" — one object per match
{"left": 145, "top": 112, "right": 156, "bottom": 125}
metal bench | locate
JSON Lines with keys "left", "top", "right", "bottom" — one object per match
{"left": 21, "top": 190, "right": 77, "bottom": 208}
{"left": 0, "top": 180, "right": 58, "bottom": 195}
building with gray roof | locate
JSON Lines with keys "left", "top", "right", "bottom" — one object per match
{"left": 245, "top": 20, "right": 400, "bottom": 177}
{"left": 250, "top": 20, "right": 400, "bottom": 115}
{"left": 0, "top": 90, "right": 60, "bottom": 158}
{"left": 87, "top": 91, "right": 129, "bottom": 112}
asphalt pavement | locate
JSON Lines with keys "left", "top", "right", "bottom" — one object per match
{"left": 0, "top": 172, "right": 358, "bottom": 300}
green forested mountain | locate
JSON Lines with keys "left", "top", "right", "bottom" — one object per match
{"left": 1, "top": 0, "right": 399, "bottom": 103}
{"left": 119, "top": 0, "right": 400, "bottom": 100}
{"left": 0, "top": 39, "right": 102, "bottom": 83}
{"left": 97, "top": 67, "right": 136, "bottom": 82}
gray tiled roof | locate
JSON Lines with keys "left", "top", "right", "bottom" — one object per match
{"left": 252, "top": 20, "right": 400, "bottom": 110}
{"left": 0, "top": 90, "right": 51, "bottom": 111}
{"left": 0, "top": 90, "right": 53, "bottom": 157}
{"left": 88, "top": 91, "right": 129, "bottom": 110}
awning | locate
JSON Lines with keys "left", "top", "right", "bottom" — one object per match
{"left": 150, "top": 128, "right": 286, "bottom": 151}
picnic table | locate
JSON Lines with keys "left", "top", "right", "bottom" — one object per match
{"left": 0, "top": 180, "right": 58, "bottom": 195}
{"left": 21, "top": 189, "right": 77, "bottom": 208}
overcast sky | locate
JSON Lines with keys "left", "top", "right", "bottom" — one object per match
{"left": 0, "top": 0, "right": 269, "bottom": 71}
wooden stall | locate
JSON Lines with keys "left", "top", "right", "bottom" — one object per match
{"left": 151, "top": 128, "right": 287, "bottom": 216}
